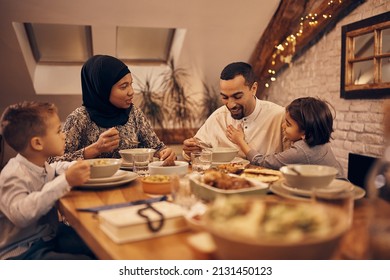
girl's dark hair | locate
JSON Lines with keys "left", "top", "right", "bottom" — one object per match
{"left": 286, "top": 97, "right": 334, "bottom": 147}
{"left": 220, "top": 62, "right": 256, "bottom": 87}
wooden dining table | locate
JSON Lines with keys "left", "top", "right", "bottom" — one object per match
{"left": 58, "top": 170, "right": 390, "bottom": 260}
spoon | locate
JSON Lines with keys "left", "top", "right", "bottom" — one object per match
{"left": 194, "top": 137, "right": 213, "bottom": 151}
{"left": 123, "top": 138, "right": 140, "bottom": 146}
{"left": 289, "top": 166, "right": 303, "bottom": 176}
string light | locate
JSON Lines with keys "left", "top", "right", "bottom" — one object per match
{"left": 263, "top": 0, "right": 342, "bottom": 88}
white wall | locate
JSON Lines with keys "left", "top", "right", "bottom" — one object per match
{"left": 264, "top": 0, "right": 389, "bottom": 176}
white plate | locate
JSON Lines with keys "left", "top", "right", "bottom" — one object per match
{"left": 211, "top": 157, "right": 250, "bottom": 166}
{"left": 281, "top": 179, "right": 355, "bottom": 197}
{"left": 86, "top": 170, "right": 128, "bottom": 184}
{"left": 270, "top": 180, "right": 366, "bottom": 201}
{"left": 79, "top": 172, "right": 138, "bottom": 189}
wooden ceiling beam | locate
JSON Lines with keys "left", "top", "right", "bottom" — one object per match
{"left": 249, "top": 0, "right": 365, "bottom": 98}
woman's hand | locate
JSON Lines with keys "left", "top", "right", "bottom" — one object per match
{"left": 96, "top": 127, "right": 120, "bottom": 153}
{"left": 159, "top": 147, "right": 177, "bottom": 166}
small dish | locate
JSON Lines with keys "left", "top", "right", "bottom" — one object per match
{"left": 141, "top": 175, "right": 171, "bottom": 194}
{"left": 148, "top": 161, "right": 189, "bottom": 176}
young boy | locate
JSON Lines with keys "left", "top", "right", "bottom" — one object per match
{"left": 0, "top": 101, "right": 94, "bottom": 259}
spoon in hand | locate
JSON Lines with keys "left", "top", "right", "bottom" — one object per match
{"left": 123, "top": 138, "right": 140, "bottom": 146}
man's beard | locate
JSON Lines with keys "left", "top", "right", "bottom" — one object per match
{"left": 229, "top": 105, "right": 244, "bottom": 120}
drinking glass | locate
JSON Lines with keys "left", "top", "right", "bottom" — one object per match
{"left": 132, "top": 152, "right": 152, "bottom": 176}
{"left": 170, "top": 175, "right": 198, "bottom": 211}
{"left": 191, "top": 151, "right": 212, "bottom": 173}
{"left": 312, "top": 185, "right": 354, "bottom": 228}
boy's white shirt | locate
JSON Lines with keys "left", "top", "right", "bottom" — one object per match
{"left": 0, "top": 154, "right": 74, "bottom": 258}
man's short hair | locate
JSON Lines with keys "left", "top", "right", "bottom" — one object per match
{"left": 220, "top": 62, "right": 256, "bottom": 87}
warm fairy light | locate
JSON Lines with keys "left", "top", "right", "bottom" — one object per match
{"left": 263, "top": 0, "right": 342, "bottom": 90}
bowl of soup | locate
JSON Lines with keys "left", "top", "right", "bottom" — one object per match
{"left": 86, "top": 158, "right": 122, "bottom": 178}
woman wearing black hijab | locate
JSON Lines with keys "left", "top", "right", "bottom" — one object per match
{"left": 58, "top": 55, "right": 176, "bottom": 163}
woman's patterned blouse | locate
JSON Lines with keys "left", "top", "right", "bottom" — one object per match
{"left": 53, "top": 106, "right": 166, "bottom": 162}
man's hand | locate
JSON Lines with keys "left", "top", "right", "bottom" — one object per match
{"left": 183, "top": 137, "right": 202, "bottom": 157}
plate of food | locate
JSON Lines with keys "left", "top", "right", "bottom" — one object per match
{"left": 215, "top": 161, "right": 250, "bottom": 174}
{"left": 189, "top": 169, "right": 269, "bottom": 202}
{"left": 239, "top": 167, "right": 282, "bottom": 183}
{"left": 211, "top": 157, "right": 250, "bottom": 167}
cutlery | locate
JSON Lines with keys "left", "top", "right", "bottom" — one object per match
{"left": 194, "top": 137, "right": 212, "bottom": 151}
{"left": 123, "top": 138, "right": 140, "bottom": 146}
{"left": 76, "top": 195, "right": 168, "bottom": 213}
{"left": 289, "top": 166, "right": 302, "bottom": 176}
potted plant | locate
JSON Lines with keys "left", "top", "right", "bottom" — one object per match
{"left": 134, "top": 74, "right": 164, "bottom": 129}
{"left": 160, "top": 59, "right": 197, "bottom": 129}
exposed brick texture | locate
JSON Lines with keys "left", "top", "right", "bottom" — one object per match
{"left": 265, "top": 0, "right": 389, "bottom": 176}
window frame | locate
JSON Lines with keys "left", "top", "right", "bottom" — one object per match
{"left": 24, "top": 23, "right": 92, "bottom": 65}
{"left": 340, "top": 11, "right": 390, "bottom": 99}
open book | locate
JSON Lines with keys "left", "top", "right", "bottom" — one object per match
{"left": 98, "top": 201, "right": 189, "bottom": 244}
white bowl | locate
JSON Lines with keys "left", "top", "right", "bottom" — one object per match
{"left": 119, "top": 148, "right": 155, "bottom": 163}
{"left": 280, "top": 164, "right": 338, "bottom": 190}
{"left": 204, "top": 196, "right": 349, "bottom": 260}
{"left": 210, "top": 147, "right": 239, "bottom": 163}
{"left": 148, "top": 161, "right": 189, "bottom": 176}
{"left": 86, "top": 158, "right": 122, "bottom": 178}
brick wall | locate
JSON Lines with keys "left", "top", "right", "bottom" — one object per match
{"left": 265, "top": 0, "right": 389, "bottom": 175}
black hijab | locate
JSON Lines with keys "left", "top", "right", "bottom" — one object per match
{"left": 81, "top": 55, "right": 131, "bottom": 128}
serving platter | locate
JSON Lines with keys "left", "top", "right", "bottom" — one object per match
{"left": 188, "top": 173, "right": 269, "bottom": 202}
